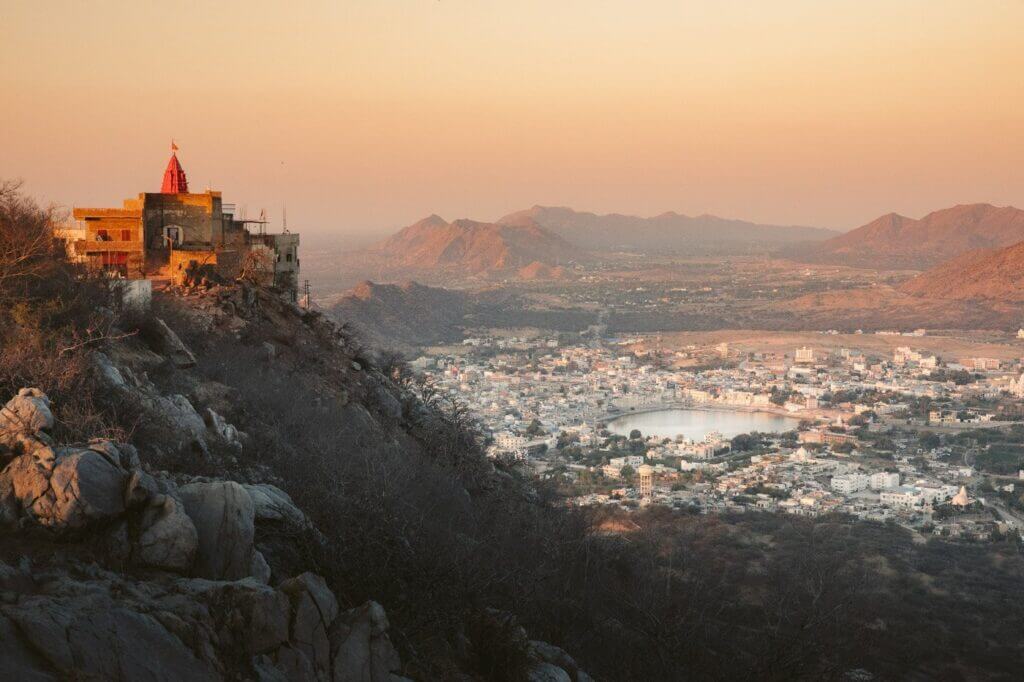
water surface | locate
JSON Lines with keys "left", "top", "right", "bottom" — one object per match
{"left": 607, "top": 408, "right": 799, "bottom": 441}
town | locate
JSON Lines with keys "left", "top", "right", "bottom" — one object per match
{"left": 416, "top": 330, "right": 1024, "bottom": 542}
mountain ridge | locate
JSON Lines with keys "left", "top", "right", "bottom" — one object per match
{"left": 365, "top": 214, "right": 580, "bottom": 276}
{"left": 498, "top": 205, "right": 836, "bottom": 252}
{"left": 796, "top": 203, "right": 1024, "bottom": 269}
{"left": 901, "top": 240, "right": 1024, "bottom": 301}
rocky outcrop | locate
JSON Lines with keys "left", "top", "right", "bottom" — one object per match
{"left": 0, "top": 558, "right": 404, "bottom": 682}
{"left": 148, "top": 316, "right": 198, "bottom": 368}
{"left": 0, "top": 390, "right": 277, "bottom": 583}
{"left": 0, "top": 387, "right": 53, "bottom": 440}
{"left": 0, "top": 442, "right": 127, "bottom": 530}
{"left": 136, "top": 494, "right": 199, "bottom": 571}
{"left": 244, "top": 483, "right": 306, "bottom": 526}
{"left": 0, "top": 388, "right": 408, "bottom": 681}
{"left": 330, "top": 600, "right": 402, "bottom": 682}
{"left": 180, "top": 480, "right": 258, "bottom": 581}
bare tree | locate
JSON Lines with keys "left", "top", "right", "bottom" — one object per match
{"left": 0, "top": 179, "right": 59, "bottom": 304}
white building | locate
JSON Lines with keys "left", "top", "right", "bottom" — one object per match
{"left": 831, "top": 473, "right": 869, "bottom": 495}
{"left": 795, "top": 346, "right": 815, "bottom": 364}
{"left": 869, "top": 472, "right": 900, "bottom": 491}
{"left": 880, "top": 486, "right": 922, "bottom": 509}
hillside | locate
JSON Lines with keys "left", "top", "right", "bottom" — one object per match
{"left": 796, "top": 203, "right": 1024, "bottom": 269}
{"left": 366, "top": 214, "right": 579, "bottom": 277}
{"left": 6, "top": 184, "right": 1024, "bottom": 679}
{"left": 323, "top": 280, "right": 472, "bottom": 351}
{"left": 901, "top": 241, "right": 1024, "bottom": 301}
{"left": 498, "top": 205, "right": 835, "bottom": 253}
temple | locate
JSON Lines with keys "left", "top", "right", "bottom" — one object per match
{"left": 67, "top": 146, "right": 299, "bottom": 301}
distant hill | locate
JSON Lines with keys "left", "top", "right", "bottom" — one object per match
{"left": 365, "top": 214, "right": 579, "bottom": 277}
{"left": 498, "top": 205, "right": 835, "bottom": 253}
{"left": 516, "top": 260, "right": 571, "bottom": 280}
{"left": 901, "top": 240, "right": 1024, "bottom": 301}
{"left": 323, "top": 280, "right": 471, "bottom": 351}
{"left": 794, "top": 203, "right": 1024, "bottom": 269}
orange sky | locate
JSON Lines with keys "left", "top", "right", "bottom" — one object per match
{"left": 2, "top": 1, "right": 1023, "bottom": 240}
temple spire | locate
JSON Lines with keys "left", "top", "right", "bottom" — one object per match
{"left": 161, "top": 142, "right": 188, "bottom": 193}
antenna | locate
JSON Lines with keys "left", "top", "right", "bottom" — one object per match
{"left": 283, "top": 205, "right": 288, "bottom": 233}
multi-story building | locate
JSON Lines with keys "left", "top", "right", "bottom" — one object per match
{"left": 831, "top": 473, "right": 869, "bottom": 495}
{"left": 66, "top": 145, "right": 299, "bottom": 299}
{"left": 869, "top": 472, "right": 900, "bottom": 490}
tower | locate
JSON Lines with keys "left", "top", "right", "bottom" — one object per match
{"left": 638, "top": 464, "right": 654, "bottom": 500}
{"left": 161, "top": 142, "right": 189, "bottom": 194}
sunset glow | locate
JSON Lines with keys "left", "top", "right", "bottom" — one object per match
{"left": 3, "top": 0, "right": 1023, "bottom": 236}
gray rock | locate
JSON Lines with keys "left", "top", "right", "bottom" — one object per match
{"left": 150, "top": 317, "right": 197, "bottom": 368}
{"left": 280, "top": 572, "right": 340, "bottom": 678}
{"left": 136, "top": 495, "right": 199, "bottom": 572}
{"left": 273, "top": 645, "right": 316, "bottom": 680}
{"left": 2, "top": 594, "right": 219, "bottom": 681}
{"left": 0, "top": 615, "right": 57, "bottom": 681}
{"left": 251, "top": 550, "right": 272, "bottom": 584}
{"left": 529, "top": 640, "right": 578, "bottom": 676}
{"left": 179, "top": 577, "right": 291, "bottom": 655}
{"left": 88, "top": 438, "right": 141, "bottom": 470}
{"left": 2, "top": 447, "right": 126, "bottom": 529}
{"left": 205, "top": 408, "right": 244, "bottom": 448}
{"left": 179, "top": 480, "right": 256, "bottom": 579}
{"left": 46, "top": 449, "right": 127, "bottom": 528}
{"left": 244, "top": 483, "right": 306, "bottom": 525}
{"left": 527, "top": 662, "right": 572, "bottom": 682}
{"left": 0, "top": 388, "right": 53, "bottom": 437}
{"left": 330, "top": 601, "right": 400, "bottom": 682}
{"left": 125, "top": 468, "right": 161, "bottom": 508}
{"left": 92, "top": 352, "right": 127, "bottom": 389}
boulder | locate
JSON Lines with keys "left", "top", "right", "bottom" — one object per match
{"left": 179, "top": 480, "right": 256, "bottom": 580}
{"left": 529, "top": 641, "right": 579, "bottom": 678}
{"left": 330, "top": 601, "right": 401, "bottom": 682}
{"left": 136, "top": 495, "right": 199, "bottom": 572}
{"left": 45, "top": 449, "right": 127, "bottom": 528}
{"left": 149, "top": 317, "right": 197, "bottom": 368}
{"left": 88, "top": 439, "right": 141, "bottom": 470}
{"left": 0, "top": 614, "right": 57, "bottom": 681}
{"left": 0, "top": 388, "right": 54, "bottom": 437}
{"left": 280, "top": 572, "right": 340, "bottom": 678}
{"left": 527, "top": 662, "right": 572, "bottom": 682}
{"left": 1, "top": 591, "right": 219, "bottom": 681}
{"left": 244, "top": 483, "right": 306, "bottom": 526}
{"left": 2, "top": 447, "right": 126, "bottom": 529}
{"left": 178, "top": 577, "right": 292, "bottom": 655}
{"left": 205, "top": 408, "right": 244, "bottom": 450}
{"left": 124, "top": 468, "right": 161, "bottom": 508}
{"left": 92, "top": 352, "right": 127, "bottom": 389}
{"left": 251, "top": 550, "right": 272, "bottom": 584}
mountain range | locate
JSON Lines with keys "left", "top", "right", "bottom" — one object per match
{"left": 364, "top": 215, "right": 578, "bottom": 277}
{"left": 498, "top": 205, "right": 836, "bottom": 252}
{"left": 794, "top": 203, "right": 1024, "bottom": 269}
{"left": 900, "top": 240, "right": 1024, "bottom": 301}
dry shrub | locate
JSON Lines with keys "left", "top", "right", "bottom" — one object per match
{"left": 0, "top": 179, "right": 125, "bottom": 441}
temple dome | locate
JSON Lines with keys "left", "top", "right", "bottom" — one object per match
{"left": 161, "top": 151, "right": 189, "bottom": 194}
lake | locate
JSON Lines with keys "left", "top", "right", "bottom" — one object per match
{"left": 607, "top": 408, "right": 799, "bottom": 441}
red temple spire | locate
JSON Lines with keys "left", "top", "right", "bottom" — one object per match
{"left": 161, "top": 142, "right": 188, "bottom": 193}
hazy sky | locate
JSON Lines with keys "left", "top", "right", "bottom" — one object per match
{"left": 2, "top": 1, "right": 1023, "bottom": 240}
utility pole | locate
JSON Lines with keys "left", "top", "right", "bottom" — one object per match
{"left": 303, "top": 279, "right": 311, "bottom": 309}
